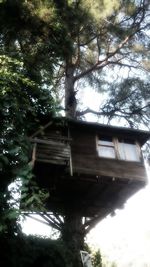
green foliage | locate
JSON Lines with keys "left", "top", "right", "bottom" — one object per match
{"left": 84, "top": 244, "right": 102, "bottom": 267}
{"left": 20, "top": 164, "right": 49, "bottom": 212}
{"left": 82, "top": 0, "right": 120, "bottom": 23}
{"left": 0, "top": 54, "right": 55, "bottom": 186}
{"left": 0, "top": 54, "right": 55, "bottom": 234}
{"left": 36, "top": 0, "right": 150, "bottom": 126}
{"left": 1, "top": 0, "right": 149, "bottom": 125}
{"left": 92, "top": 249, "right": 103, "bottom": 267}
{"left": 0, "top": 0, "right": 64, "bottom": 235}
{"left": 102, "top": 77, "right": 150, "bottom": 127}
{"left": 0, "top": 0, "right": 73, "bottom": 84}
{"left": 111, "top": 263, "right": 118, "bottom": 267}
{"left": 0, "top": 189, "right": 21, "bottom": 236}
{"left": 0, "top": 233, "right": 104, "bottom": 267}
{"left": 0, "top": 235, "right": 67, "bottom": 267}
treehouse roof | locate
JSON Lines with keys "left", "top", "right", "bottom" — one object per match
{"left": 33, "top": 116, "right": 150, "bottom": 146}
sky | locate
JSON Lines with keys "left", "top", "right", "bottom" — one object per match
{"left": 87, "top": 166, "right": 150, "bottom": 266}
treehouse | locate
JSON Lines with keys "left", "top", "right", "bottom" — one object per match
{"left": 30, "top": 118, "right": 149, "bottom": 220}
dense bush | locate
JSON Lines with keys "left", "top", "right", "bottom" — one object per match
{"left": 0, "top": 235, "right": 66, "bottom": 267}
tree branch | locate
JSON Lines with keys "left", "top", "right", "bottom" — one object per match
{"left": 74, "top": 35, "right": 131, "bottom": 81}
{"left": 79, "top": 34, "right": 98, "bottom": 47}
{"left": 74, "top": 31, "right": 81, "bottom": 66}
{"left": 76, "top": 108, "right": 104, "bottom": 117}
{"left": 74, "top": 14, "right": 147, "bottom": 82}
{"left": 76, "top": 102, "right": 150, "bottom": 127}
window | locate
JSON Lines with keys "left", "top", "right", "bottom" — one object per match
{"left": 97, "top": 136, "right": 140, "bottom": 162}
{"left": 97, "top": 137, "right": 116, "bottom": 159}
{"left": 118, "top": 140, "right": 140, "bottom": 161}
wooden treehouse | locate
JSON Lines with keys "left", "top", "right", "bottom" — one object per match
{"left": 30, "top": 118, "right": 149, "bottom": 220}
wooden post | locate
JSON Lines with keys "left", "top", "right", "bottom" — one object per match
{"left": 31, "top": 142, "right": 37, "bottom": 167}
{"left": 68, "top": 128, "right": 73, "bottom": 176}
{"left": 69, "top": 145, "right": 73, "bottom": 176}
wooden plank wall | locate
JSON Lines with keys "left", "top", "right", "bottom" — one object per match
{"left": 71, "top": 128, "right": 147, "bottom": 182}
{"left": 31, "top": 130, "right": 71, "bottom": 166}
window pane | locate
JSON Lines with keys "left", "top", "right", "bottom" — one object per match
{"left": 119, "top": 142, "right": 140, "bottom": 161}
{"left": 125, "top": 143, "right": 140, "bottom": 161}
{"left": 98, "top": 146, "right": 116, "bottom": 158}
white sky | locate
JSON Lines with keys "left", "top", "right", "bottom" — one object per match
{"left": 87, "top": 167, "right": 150, "bottom": 266}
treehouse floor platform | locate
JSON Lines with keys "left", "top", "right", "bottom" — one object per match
{"left": 33, "top": 161, "right": 145, "bottom": 219}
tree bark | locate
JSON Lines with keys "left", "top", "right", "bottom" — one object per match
{"left": 63, "top": 62, "right": 85, "bottom": 266}
{"left": 65, "top": 63, "right": 77, "bottom": 119}
{"left": 62, "top": 213, "right": 85, "bottom": 267}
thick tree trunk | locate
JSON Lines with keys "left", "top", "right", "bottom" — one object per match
{"left": 62, "top": 213, "right": 85, "bottom": 267}
{"left": 65, "top": 64, "right": 77, "bottom": 119}
{"left": 63, "top": 63, "right": 85, "bottom": 267}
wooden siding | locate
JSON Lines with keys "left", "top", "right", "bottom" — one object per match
{"left": 31, "top": 135, "right": 71, "bottom": 166}
{"left": 30, "top": 121, "right": 148, "bottom": 218}
{"left": 70, "top": 129, "right": 147, "bottom": 182}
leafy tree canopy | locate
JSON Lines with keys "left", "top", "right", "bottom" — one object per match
{"left": 1, "top": 0, "right": 150, "bottom": 126}
{"left": 52, "top": 0, "right": 150, "bottom": 124}
{"left": 0, "top": 54, "right": 55, "bottom": 234}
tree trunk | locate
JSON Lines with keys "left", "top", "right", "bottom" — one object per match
{"left": 63, "top": 63, "right": 85, "bottom": 267}
{"left": 62, "top": 213, "right": 85, "bottom": 267}
{"left": 65, "top": 64, "right": 77, "bottom": 119}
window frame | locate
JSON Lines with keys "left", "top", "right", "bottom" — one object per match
{"left": 96, "top": 136, "right": 116, "bottom": 159}
{"left": 96, "top": 135, "right": 141, "bottom": 162}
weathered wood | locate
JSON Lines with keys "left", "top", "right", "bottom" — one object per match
{"left": 30, "top": 119, "right": 149, "bottom": 218}
{"left": 37, "top": 147, "right": 70, "bottom": 156}
{"left": 37, "top": 153, "right": 69, "bottom": 161}
{"left": 42, "top": 134, "right": 72, "bottom": 142}
{"left": 30, "top": 137, "right": 70, "bottom": 147}
{"left": 72, "top": 158, "right": 146, "bottom": 182}
{"left": 70, "top": 129, "right": 147, "bottom": 182}
{"left": 36, "top": 158, "right": 67, "bottom": 165}
{"left": 30, "top": 121, "right": 53, "bottom": 138}
{"left": 31, "top": 143, "right": 37, "bottom": 167}
{"left": 37, "top": 146, "right": 70, "bottom": 154}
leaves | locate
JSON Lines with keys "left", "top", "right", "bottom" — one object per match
{"left": 82, "top": 0, "right": 120, "bottom": 22}
{"left": 19, "top": 165, "right": 49, "bottom": 212}
{"left": 0, "top": 53, "right": 55, "bottom": 234}
{"left": 101, "top": 77, "right": 150, "bottom": 127}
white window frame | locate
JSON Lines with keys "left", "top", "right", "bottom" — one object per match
{"left": 96, "top": 136, "right": 116, "bottom": 159}
{"left": 117, "top": 138, "right": 141, "bottom": 162}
